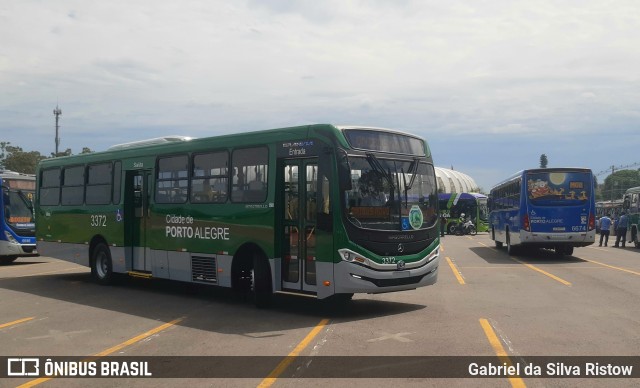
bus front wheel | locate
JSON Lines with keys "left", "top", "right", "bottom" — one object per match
{"left": 492, "top": 228, "right": 503, "bottom": 248}
{"left": 0, "top": 256, "right": 18, "bottom": 265}
{"left": 252, "top": 253, "right": 272, "bottom": 308}
{"left": 91, "top": 243, "right": 113, "bottom": 285}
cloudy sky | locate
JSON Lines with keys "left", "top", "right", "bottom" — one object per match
{"left": 2, "top": 0, "right": 639, "bottom": 190}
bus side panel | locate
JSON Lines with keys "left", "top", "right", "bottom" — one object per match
{"left": 491, "top": 209, "right": 520, "bottom": 245}
{"left": 36, "top": 207, "right": 125, "bottom": 266}
{"left": 36, "top": 241, "right": 89, "bottom": 267}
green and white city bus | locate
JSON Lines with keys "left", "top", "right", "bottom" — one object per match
{"left": 438, "top": 192, "right": 489, "bottom": 234}
{"left": 36, "top": 125, "right": 440, "bottom": 305}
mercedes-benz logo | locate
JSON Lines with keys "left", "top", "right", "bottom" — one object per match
{"left": 397, "top": 243, "right": 404, "bottom": 253}
{"left": 397, "top": 260, "right": 406, "bottom": 270}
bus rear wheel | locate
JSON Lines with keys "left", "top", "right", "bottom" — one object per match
{"left": 506, "top": 231, "right": 517, "bottom": 255}
{"left": 555, "top": 245, "right": 574, "bottom": 256}
{"left": 91, "top": 243, "right": 113, "bottom": 285}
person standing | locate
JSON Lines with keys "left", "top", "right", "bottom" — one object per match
{"left": 598, "top": 214, "right": 612, "bottom": 246}
{"left": 614, "top": 212, "right": 629, "bottom": 248}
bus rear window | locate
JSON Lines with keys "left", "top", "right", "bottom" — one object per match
{"left": 526, "top": 172, "right": 592, "bottom": 205}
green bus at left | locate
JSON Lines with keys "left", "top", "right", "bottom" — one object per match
{"left": 35, "top": 124, "right": 441, "bottom": 306}
{"left": 622, "top": 186, "right": 640, "bottom": 248}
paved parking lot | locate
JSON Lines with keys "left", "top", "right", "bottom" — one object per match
{"left": 1, "top": 233, "right": 639, "bottom": 387}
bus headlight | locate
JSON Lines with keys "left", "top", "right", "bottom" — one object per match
{"left": 424, "top": 248, "right": 440, "bottom": 264}
{"left": 338, "top": 249, "right": 368, "bottom": 264}
{"left": 4, "top": 231, "right": 18, "bottom": 244}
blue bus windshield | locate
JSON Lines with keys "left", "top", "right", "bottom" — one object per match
{"left": 526, "top": 171, "right": 592, "bottom": 206}
{"left": 2, "top": 187, "right": 35, "bottom": 227}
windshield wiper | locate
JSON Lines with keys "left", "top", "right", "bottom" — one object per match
{"left": 401, "top": 158, "right": 420, "bottom": 208}
{"left": 365, "top": 153, "right": 395, "bottom": 191}
{"left": 17, "top": 190, "right": 34, "bottom": 211}
{"left": 406, "top": 158, "right": 419, "bottom": 189}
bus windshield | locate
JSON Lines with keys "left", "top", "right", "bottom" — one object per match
{"left": 526, "top": 171, "right": 592, "bottom": 206}
{"left": 344, "top": 156, "right": 437, "bottom": 231}
{"left": 478, "top": 197, "right": 489, "bottom": 221}
{"left": 2, "top": 186, "right": 35, "bottom": 227}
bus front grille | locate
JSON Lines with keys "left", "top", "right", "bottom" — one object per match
{"left": 191, "top": 255, "right": 217, "bottom": 284}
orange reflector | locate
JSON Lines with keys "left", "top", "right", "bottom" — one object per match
{"left": 354, "top": 257, "right": 365, "bottom": 263}
{"left": 323, "top": 281, "right": 331, "bottom": 287}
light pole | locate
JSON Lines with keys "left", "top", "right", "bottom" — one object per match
{"left": 53, "top": 105, "right": 62, "bottom": 156}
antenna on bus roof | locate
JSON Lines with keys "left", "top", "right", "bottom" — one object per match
{"left": 107, "top": 136, "right": 195, "bottom": 151}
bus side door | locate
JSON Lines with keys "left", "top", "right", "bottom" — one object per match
{"left": 280, "top": 159, "right": 320, "bottom": 294}
{"left": 125, "top": 170, "right": 151, "bottom": 272}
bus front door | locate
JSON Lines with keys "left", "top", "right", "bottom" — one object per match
{"left": 281, "top": 159, "right": 318, "bottom": 294}
{"left": 125, "top": 170, "right": 151, "bottom": 272}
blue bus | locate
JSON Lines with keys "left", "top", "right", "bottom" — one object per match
{"left": 1, "top": 170, "right": 38, "bottom": 264}
{"left": 489, "top": 168, "right": 596, "bottom": 255}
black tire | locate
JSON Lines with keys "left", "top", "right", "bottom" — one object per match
{"left": 253, "top": 254, "right": 272, "bottom": 308}
{"left": 493, "top": 229, "right": 503, "bottom": 248}
{"left": 91, "top": 243, "right": 114, "bottom": 285}
{"left": 506, "top": 231, "right": 515, "bottom": 255}
{"left": 0, "top": 256, "right": 18, "bottom": 265}
{"left": 469, "top": 225, "right": 477, "bottom": 236}
{"left": 554, "top": 245, "right": 573, "bottom": 256}
{"left": 633, "top": 229, "right": 639, "bottom": 248}
{"left": 448, "top": 223, "right": 457, "bottom": 235}
{"left": 333, "top": 293, "right": 354, "bottom": 302}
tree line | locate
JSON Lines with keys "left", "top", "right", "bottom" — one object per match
{"left": 539, "top": 153, "right": 639, "bottom": 201}
{"left": 0, "top": 142, "right": 93, "bottom": 174}
{"left": 598, "top": 169, "right": 640, "bottom": 201}
{"left": 2, "top": 143, "right": 638, "bottom": 201}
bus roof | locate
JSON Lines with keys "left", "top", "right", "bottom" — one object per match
{"left": 438, "top": 192, "right": 487, "bottom": 200}
{"left": 625, "top": 186, "right": 640, "bottom": 194}
{"left": 0, "top": 170, "right": 36, "bottom": 180}
{"left": 37, "top": 124, "right": 430, "bottom": 169}
{"left": 107, "top": 136, "right": 195, "bottom": 151}
{"left": 490, "top": 168, "right": 593, "bottom": 191}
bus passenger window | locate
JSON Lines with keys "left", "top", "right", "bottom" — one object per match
{"left": 231, "top": 147, "right": 268, "bottom": 203}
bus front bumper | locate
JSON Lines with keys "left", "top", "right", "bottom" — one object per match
{"left": 0, "top": 240, "right": 38, "bottom": 257}
{"left": 333, "top": 256, "right": 440, "bottom": 295}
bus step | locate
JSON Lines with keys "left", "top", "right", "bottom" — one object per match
{"left": 275, "top": 290, "right": 317, "bottom": 298}
{"left": 127, "top": 271, "right": 153, "bottom": 279}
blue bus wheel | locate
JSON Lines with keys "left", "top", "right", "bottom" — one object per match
{"left": 506, "top": 233, "right": 516, "bottom": 255}
{"left": 0, "top": 256, "right": 18, "bottom": 265}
